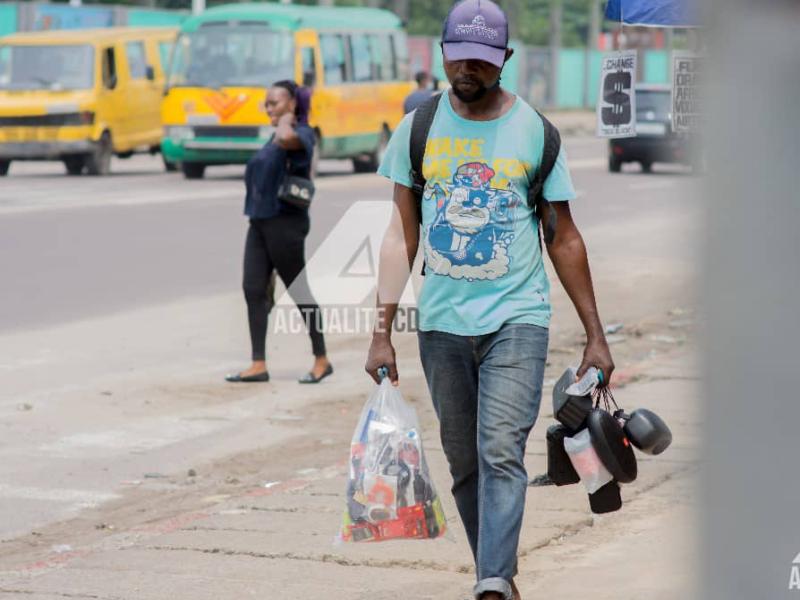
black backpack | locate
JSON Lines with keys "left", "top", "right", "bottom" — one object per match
{"left": 409, "top": 93, "right": 561, "bottom": 250}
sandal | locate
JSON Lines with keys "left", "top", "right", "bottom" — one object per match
{"left": 298, "top": 364, "right": 333, "bottom": 384}
{"left": 225, "top": 371, "right": 270, "bottom": 383}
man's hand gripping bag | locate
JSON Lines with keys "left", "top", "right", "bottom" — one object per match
{"left": 340, "top": 376, "right": 448, "bottom": 543}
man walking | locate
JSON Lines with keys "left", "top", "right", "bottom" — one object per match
{"left": 365, "top": 1, "right": 614, "bottom": 598}
{"left": 403, "top": 70, "right": 435, "bottom": 114}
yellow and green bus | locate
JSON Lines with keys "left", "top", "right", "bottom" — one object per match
{"left": 161, "top": 2, "right": 413, "bottom": 179}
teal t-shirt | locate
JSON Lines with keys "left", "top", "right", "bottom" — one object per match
{"left": 378, "top": 92, "right": 576, "bottom": 336}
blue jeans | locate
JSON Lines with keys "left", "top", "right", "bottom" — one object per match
{"left": 418, "top": 323, "right": 548, "bottom": 600}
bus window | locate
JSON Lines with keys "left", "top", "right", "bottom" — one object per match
{"left": 392, "top": 32, "right": 409, "bottom": 81}
{"left": 349, "top": 33, "right": 372, "bottom": 83}
{"left": 301, "top": 46, "right": 316, "bottom": 87}
{"left": 103, "top": 47, "right": 117, "bottom": 89}
{"left": 126, "top": 41, "right": 148, "bottom": 79}
{"left": 167, "top": 27, "right": 293, "bottom": 88}
{"left": 370, "top": 34, "right": 395, "bottom": 81}
{"left": 320, "top": 33, "right": 347, "bottom": 85}
{"left": 0, "top": 46, "right": 9, "bottom": 86}
{"left": 158, "top": 41, "right": 174, "bottom": 73}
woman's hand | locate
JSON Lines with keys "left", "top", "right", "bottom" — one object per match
{"left": 274, "top": 112, "right": 300, "bottom": 149}
{"left": 278, "top": 112, "right": 296, "bottom": 127}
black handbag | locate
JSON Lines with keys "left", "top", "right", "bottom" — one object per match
{"left": 278, "top": 156, "right": 315, "bottom": 209}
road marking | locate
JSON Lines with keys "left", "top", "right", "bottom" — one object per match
{"left": 0, "top": 158, "right": 601, "bottom": 217}
{"left": 39, "top": 416, "right": 239, "bottom": 456}
{"left": 568, "top": 158, "right": 606, "bottom": 170}
{"left": 627, "top": 180, "right": 676, "bottom": 191}
{"left": 0, "top": 174, "right": 379, "bottom": 216}
{"left": 0, "top": 484, "right": 118, "bottom": 505}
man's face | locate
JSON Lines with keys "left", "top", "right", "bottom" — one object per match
{"left": 444, "top": 57, "right": 500, "bottom": 103}
{"left": 442, "top": 48, "right": 511, "bottom": 103}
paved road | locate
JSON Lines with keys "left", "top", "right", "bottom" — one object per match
{"left": 0, "top": 136, "right": 700, "bottom": 546}
{"left": 0, "top": 139, "right": 689, "bottom": 334}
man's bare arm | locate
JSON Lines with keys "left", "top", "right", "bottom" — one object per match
{"left": 364, "top": 183, "right": 420, "bottom": 385}
{"left": 544, "top": 201, "right": 615, "bottom": 383}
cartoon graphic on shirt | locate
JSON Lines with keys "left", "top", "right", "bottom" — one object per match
{"left": 423, "top": 161, "right": 521, "bottom": 281}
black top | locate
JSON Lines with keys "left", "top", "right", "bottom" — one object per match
{"left": 244, "top": 123, "right": 315, "bottom": 219}
{"left": 403, "top": 89, "right": 435, "bottom": 114}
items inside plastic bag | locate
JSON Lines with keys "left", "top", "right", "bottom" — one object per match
{"left": 340, "top": 377, "right": 447, "bottom": 543}
{"left": 563, "top": 428, "right": 614, "bottom": 494}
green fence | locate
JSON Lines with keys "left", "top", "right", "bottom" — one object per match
{"left": 127, "top": 9, "right": 186, "bottom": 27}
{"left": 555, "top": 49, "right": 669, "bottom": 108}
{"left": 0, "top": 3, "right": 17, "bottom": 36}
{"left": 418, "top": 35, "right": 672, "bottom": 110}
{"left": 643, "top": 50, "right": 669, "bottom": 84}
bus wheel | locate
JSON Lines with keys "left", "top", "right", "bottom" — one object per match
{"left": 352, "top": 155, "right": 375, "bottom": 173}
{"left": 182, "top": 162, "right": 206, "bottom": 179}
{"left": 64, "top": 156, "right": 85, "bottom": 176}
{"left": 86, "top": 132, "right": 112, "bottom": 176}
{"left": 0, "top": 160, "right": 9, "bottom": 176}
{"left": 376, "top": 126, "right": 390, "bottom": 165}
{"left": 352, "top": 128, "right": 388, "bottom": 174}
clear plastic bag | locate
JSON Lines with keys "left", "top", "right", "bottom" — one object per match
{"left": 340, "top": 376, "right": 447, "bottom": 543}
{"left": 563, "top": 428, "right": 614, "bottom": 494}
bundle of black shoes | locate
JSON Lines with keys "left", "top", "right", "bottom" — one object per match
{"left": 536, "top": 367, "right": 673, "bottom": 514}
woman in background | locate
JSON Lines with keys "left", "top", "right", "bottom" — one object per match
{"left": 226, "top": 81, "right": 332, "bottom": 384}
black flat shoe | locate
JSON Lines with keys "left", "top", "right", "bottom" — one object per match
{"left": 225, "top": 371, "right": 270, "bottom": 383}
{"left": 298, "top": 364, "right": 333, "bottom": 384}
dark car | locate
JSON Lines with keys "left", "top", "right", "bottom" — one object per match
{"left": 608, "top": 84, "right": 693, "bottom": 173}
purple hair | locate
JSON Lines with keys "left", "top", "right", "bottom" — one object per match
{"left": 272, "top": 80, "right": 311, "bottom": 125}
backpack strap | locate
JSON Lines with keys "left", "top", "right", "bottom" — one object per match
{"left": 409, "top": 93, "right": 442, "bottom": 207}
{"left": 528, "top": 110, "right": 562, "bottom": 245}
{"left": 409, "top": 93, "right": 441, "bottom": 276}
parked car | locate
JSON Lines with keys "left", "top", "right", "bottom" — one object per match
{"left": 608, "top": 84, "right": 693, "bottom": 173}
{"left": 0, "top": 27, "right": 177, "bottom": 176}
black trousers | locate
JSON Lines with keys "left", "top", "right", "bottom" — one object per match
{"left": 243, "top": 213, "right": 326, "bottom": 361}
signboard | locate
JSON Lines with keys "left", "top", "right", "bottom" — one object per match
{"left": 596, "top": 50, "right": 637, "bottom": 138}
{"left": 605, "top": 0, "right": 699, "bottom": 28}
{"left": 672, "top": 51, "right": 702, "bottom": 132}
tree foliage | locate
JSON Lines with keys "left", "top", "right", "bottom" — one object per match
{"left": 43, "top": 0, "right": 601, "bottom": 47}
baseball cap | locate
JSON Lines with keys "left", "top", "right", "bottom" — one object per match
{"left": 441, "top": 0, "right": 509, "bottom": 69}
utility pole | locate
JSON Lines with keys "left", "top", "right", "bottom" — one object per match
{"left": 506, "top": 0, "right": 520, "bottom": 40}
{"left": 393, "top": 0, "right": 410, "bottom": 23}
{"left": 548, "top": 0, "right": 562, "bottom": 108}
{"left": 584, "top": 0, "right": 601, "bottom": 107}
{"left": 589, "top": 0, "right": 601, "bottom": 48}
{"left": 192, "top": 0, "right": 205, "bottom": 16}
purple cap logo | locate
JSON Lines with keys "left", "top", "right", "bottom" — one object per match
{"left": 454, "top": 15, "right": 499, "bottom": 40}
{"left": 442, "top": 0, "right": 509, "bottom": 68}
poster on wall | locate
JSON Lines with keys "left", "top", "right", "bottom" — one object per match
{"left": 672, "top": 51, "right": 702, "bottom": 132}
{"left": 596, "top": 50, "right": 637, "bottom": 138}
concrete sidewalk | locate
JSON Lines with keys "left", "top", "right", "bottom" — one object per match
{"left": 0, "top": 335, "right": 700, "bottom": 600}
